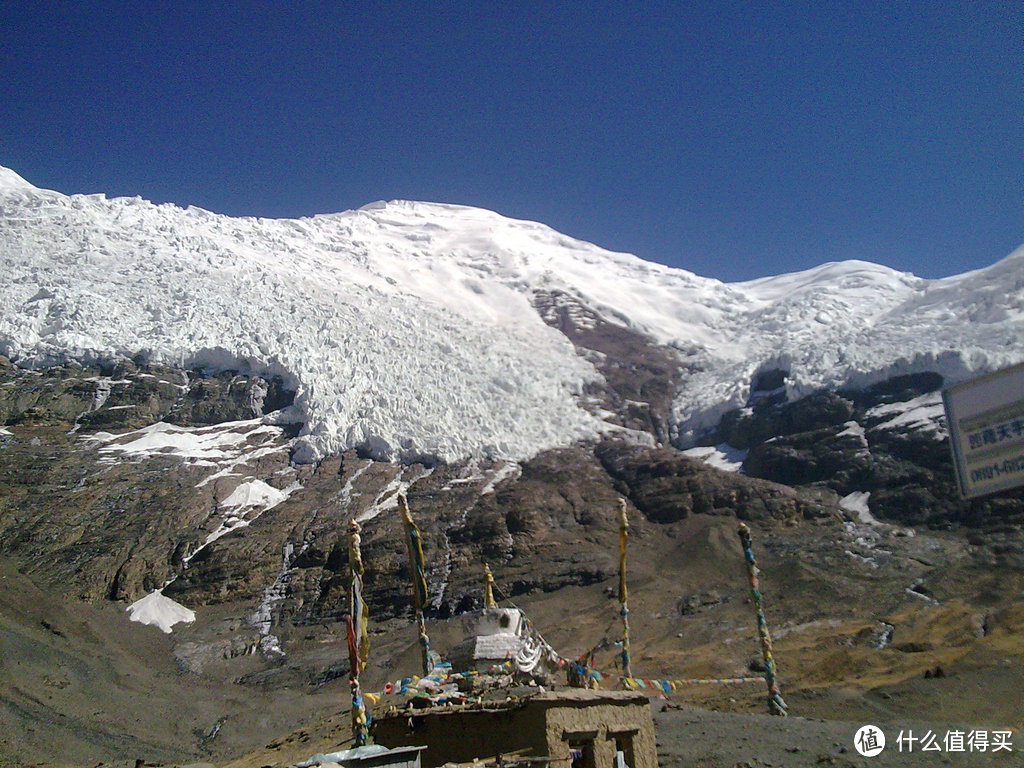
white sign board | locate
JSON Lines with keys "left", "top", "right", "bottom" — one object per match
{"left": 943, "top": 361, "right": 1024, "bottom": 498}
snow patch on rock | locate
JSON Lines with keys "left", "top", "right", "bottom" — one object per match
{"left": 867, "top": 392, "right": 947, "bottom": 439}
{"left": 840, "top": 491, "right": 878, "bottom": 525}
{"left": 89, "top": 418, "right": 287, "bottom": 467}
{"left": 126, "top": 590, "right": 195, "bottom": 634}
{"left": 199, "top": 479, "right": 301, "bottom": 552}
{"left": 680, "top": 443, "right": 748, "bottom": 472}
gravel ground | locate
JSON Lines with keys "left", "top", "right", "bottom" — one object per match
{"left": 653, "top": 702, "right": 1023, "bottom": 768}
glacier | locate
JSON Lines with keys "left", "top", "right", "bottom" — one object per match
{"left": 1, "top": 164, "right": 1022, "bottom": 462}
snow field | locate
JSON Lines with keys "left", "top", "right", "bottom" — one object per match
{"left": 2, "top": 166, "right": 1022, "bottom": 460}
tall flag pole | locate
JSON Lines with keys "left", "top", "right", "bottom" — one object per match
{"left": 347, "top": 519, "right": 371, "bottom": 744}
{"left": 737, "top": 523, "right": 788, "bottom": 716}
{"left": 483, "top": 562, "right": 497, "bottom": 609}
{"left": 399, "top": 494, "right": 433, "bottom": 675}
{"left": 618, "top": 498, "right": 633, "bottom": 681}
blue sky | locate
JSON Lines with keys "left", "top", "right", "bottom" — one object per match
{"left": 2, "top": 2, "right": 1020, "bottom": 282}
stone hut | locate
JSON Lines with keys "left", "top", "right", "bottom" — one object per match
{"left": 372, "top": 689, "right": 657, "bottom": 768}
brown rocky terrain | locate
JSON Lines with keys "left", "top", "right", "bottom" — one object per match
{"left": 0, "top": 358, "right": 1022, "bottom": 767}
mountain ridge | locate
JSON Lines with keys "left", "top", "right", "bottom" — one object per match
{"left": 1, "top": 164, "right": 1022, "bottom": 463}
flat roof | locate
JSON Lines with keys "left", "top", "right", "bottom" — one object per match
{"left": 530, "top": 689, "right": 650, "bottom": 705}
{"left": 375, "top": 687, "right": 651, "bottom": 722}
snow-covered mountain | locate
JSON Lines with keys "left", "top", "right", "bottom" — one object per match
{"left": 1, "top": 164, "right": 1021, "bottom": 462}
{"left": 3, "top": 165, "right": 1024, "bottom": 768}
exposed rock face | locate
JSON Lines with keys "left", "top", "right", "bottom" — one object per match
{"left": 742, "top": 426, "right": 875, "bottom": 490}
{"left": 534, "top": 290, "right": 683, "bottom": 444}
{"left": 0, "top": 356, "right": 294, "bottom": 432}
{"left": 702, "top": 372, "right": 1024, "bottom": 532}
{"left": 595, "top": 441, "right": 822, "bottom": 524}
{"left": 0, "top": 358, "right": 299, "bottom": 602}
{"left": 165, "top": 370, "right": 295, "bottom": 426}
{"left": 715, "top": 390, "right": 856, "bottom": 451}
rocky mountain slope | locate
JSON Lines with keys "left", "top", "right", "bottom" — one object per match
{"left": 0, "top": 167, "right": 1022, "bottom": 766}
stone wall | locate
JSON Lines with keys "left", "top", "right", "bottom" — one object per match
{"left": 373, "top": 701, "right": 547, "bottom": 768}
{"left": 373, "top": 691, "right": 657, "bottom": 768}
{"left": 539, "top": 691, "right": 657, "bottom": 768}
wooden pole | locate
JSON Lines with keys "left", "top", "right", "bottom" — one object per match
{"left": 737, "top": 522, "right": 787, "bottom": 716}
{"left": 483, "top": 562, "right": 497, "bottom": 609}
{"left": 399, "top": 494, "right": 433, "bottom": 675}
{"left": 347, "top": 519, "right": 371, "bottom": 744}
{"left": 618, "top": 498, "right": 632, "bottom": 681}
